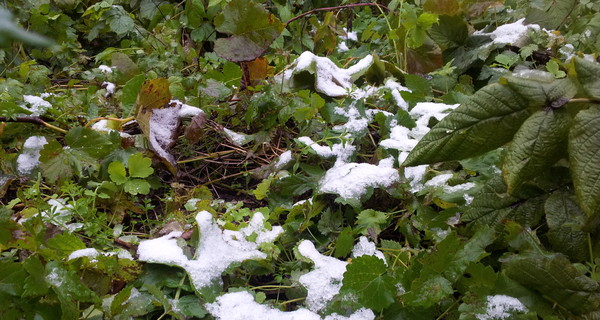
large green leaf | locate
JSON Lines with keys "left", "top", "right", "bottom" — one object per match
{"left": 403, "top": 83, "right": 531, "bottom": 166}
{"left": 341, "top": 255, "right": 396, "bottom": 311}
{"left": 213, "top": 0, "right": 285, "bottom": 62}
{"left": 505, "top": 73, "right": 577, "bottom": 108}
{"left": 573, "top": 57, "right": 600, "bottom": 99}
{"left": 462, "top": 177, "right": 546, "bottom": 228}
{"left": 428, "top": 15, "right": 468, "bottom": 50}
{"left": 503, "top": 253, "right": 600, "bottom": 315}
{"left": 65, "top": 127, "right": 119, "bottom": 158}
{"left": 569, "top": 106, "right": 600, "bottom": 218}
{"left": 525, "top": 0, "right": 577, "bottom": 29}
{"left": 503, "top": 109, "right": 571, "bottom": 194}
{"left": 545, "top": 191, "right": 588, "bottom": 262}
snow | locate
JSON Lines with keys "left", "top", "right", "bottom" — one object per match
{"left": 137, "top": 211, "right": 283, "bottom": 290}
{"left": 333, "top": 102, "right": 371, "bottom": 133}
{"left": 477, "top": 295, "right": 527, "bottom": 320}
{"left": 337, "top": 41, "right": 350, "bottom": 52}
{"left": 68, "top": 248, "right": 99, "bottom": 260}
{"left": 319, "top": 157, "right": 399, "bottom": 201}
{"left": 424, "top": 173, "right": 453, "bottom": 188}
{"left": 21, "top": 95, "right": 52, "bottom": 116}
{"left": 298, "top": 136, "right": 356, "bottom": 166}
{"left": 17, "top": 136, "right": 48, "bottom": 174}
{"left": 384, "top": 79, "right": 411, "bottom": 110}
{"left": 205, "top": 291, "right": 375, "bottom": 320}
{"left": 42, "top": 198, "right": 83, "bottom": 232}
{"left": 172, "top": 99, "right": 204, "bottom": 117}
{"left": 275, "top": 150, "right": 293, "bottom": 169}
{"left": 474, "top": 18, "right": 541, "bottom": 47}
{"left": 352, "top": 236, "right": 386, "bottom": 264}
{"left": 297, "top": 240, "right": 349, "bottom": 312}
{"left": 224, "top": 128, "right": 251, "bottom": 146}
{"left": 278, "top": 52, "right": 373, "bottom": 97}
{"left": 98, "top": 65, "right": 113, "bottom": 73}
{"left": 103, "top": 81, "right": 115, "bottom": 97}
{"left": 149, "top": 104, "right": 181, "bottom": 165}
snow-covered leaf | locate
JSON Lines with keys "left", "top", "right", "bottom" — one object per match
{"left": 342, "top": 255, "right": 396, "bottom": 311}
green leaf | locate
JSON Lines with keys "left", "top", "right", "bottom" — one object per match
{"left": 574, "top": 57, "right": 600, "bottom": 99}
{"left": 356, "top": 209, "right": 388, "bottom": 235}
{"left": 428, "top": 15, "right": 468, "bottom": 50}
{"left": 0, "top": 260, "right": 27, "bottom": 296}
{"left": 342, "top": 255, "right": 396, "bottom": 311}
{"left": 176, "top": 295, "right": 207, "bottom": 318}
{"left": 503, "top": 253, "right": 600, "bottom": 315}
{"left": 121, "top": 74, "right": 145, "bottom": 116}
{"left": 123, "top": 179, "right": 151, "bottom": 195}
{"left": 403, "top": 83, "right": 531, "bottom": 166}
{"left": 525, "top": 0, "right": 577, "bottom": 29}
{"left": 503, "top": 109, "right": 571, "bottom": 194}
{"left": 65, "top": 127, "right": 118, "bottom": 158}
{"left": 569, "top": 106, "right": 600, "bottom": 218}
{"left": 334, "top": 226, "right": 354, "bottom": 258}
{"left": 253, "top": 177, "right": 272, "bottom": 200}
{"left": 505, "top": 73, "right": 577, "bottom": 107}
{"left": 545, "top": 191, "right": 588, "bottom": 262}
{"left": 546, "top": 60, "right": 566, "bottom": 78}
{"left": 403, "top": 275, "right": 453, "bottom": 308}
{"left": 462, "top": 176, "right": 546, "bottom": 228}
{"left": 108, "top": 161, "right": 128, "bottom": 185}
{"left": 46, "top": 233, "right": 86, "bottom": 258}
{"left": 213, "top": 0, "right": 285, "bottom": 62}
{"left": 22, "top": 255, "right": 50, "bottom": 297}
{"left": 107, "top": 6, "right": 134, "bottom": 37}
{"left": 127, "top": 152, "right": 154, "bottom": 178}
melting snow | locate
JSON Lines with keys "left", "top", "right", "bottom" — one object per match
{"left": 21, "top": 95, "right": 52, "bottom": 116}
{"left": 477, "top": 295, "right": 527, "bottom": 320}
{"left": 103, "top": 81, "right": 115, "bottom": 97}
{"left": 17, "top": 136, "right": 48, "bottom": 174}
{"left": 223, "top": 128, "right": 252, "bottom": 146}
{"left": 474, "top": 18, "right": 541, "bottom": 47}
{"left": 298, "top": 136, "right": 356, "bottom": 166}
{"left": 98, "top": 65, "right": 114, "bottom": 73}
{"left": 172, "top": 99, "right": 204, "bottom": 117}
{"left": 275, "top": 150, "right": 293, "bottom": 169}
{"left": 42, "top": 198, "right": 83, "bottom": 232}
{"left": 352, "top": 236, "right": 386, "bottom": 263}
{"left": 137, "top": 211, "right": 283, "bottom": 290}
{"left": 68, "top": 248, "right": 100, "bottom": 260}
{"left": 205, "top": 291, "right": 375, "bottom": 320}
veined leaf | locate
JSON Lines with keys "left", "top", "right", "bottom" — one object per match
{"left": 503, "top": 253, "right": 600, "bottom": 315}
{"left": 341, "top": 255, "right": 396, "bottom": 311}
{"left": 525, "top": 0, "right": 577, "bottom": 29}
{"left": 462, "top": 177, "right": 546, "bottom": 228}
{"left": 503, "top": 109, "right": 571, "bottom": 194}
{"left": 505, "top": 72, "right": 577, "bottom": 107}
{"left": 573, "top": 57, "right": 600, "bottom": 99}
{"left": 127, "top": 153, "right": 154, "bottom": 178}
{"left": 569, "top": 106, "right": 600, "bottom": 218}
{"left": 403, "top": 83, "right": 531, "bottom": 166}
{"left": 213, "top": 0, "right": 284, "bottom": 62}
{"left": 545, "top": 191, "right": 588, "bottom": 262}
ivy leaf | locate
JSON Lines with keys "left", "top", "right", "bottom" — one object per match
{"left": 573, "top": 57, "right": 600, "bottom": 99}
{"left": 108, "top": 161, "right": 128, "bottom": 185}
{"left": 503, "top": 109, "right": 571, "bottom": 194}
{"left": 545, "top": 191, "right": 588, "bottom": 262}
{"left": 127, "top": 153, "right": 154, "bottom": 178}
{"left": 503, "top": 252, "right": 600, "bottom": 315}
{"left": 569, "top": 106, "right": 600, "bottom": 218}
{"left": 403, "top": 83, "right": 531, "bottom": 166}
{"left": 213, "top": 0, "right": 285, "bottom": 62}
{"left": 342, "top": 255, "right": 396, "bottom": 311}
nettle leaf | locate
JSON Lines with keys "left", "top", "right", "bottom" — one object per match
{"left": 127, "top": 152, "right": 154, "bottom": 178}
{"left": 341, "top": 255, "right": 396, "bottom": 311}
{"left": 503, "top": 253, "right": 600, "bottom": 315}
{"left": 504, "top": 72, "right": 577, "bottom": 108}
{"left": 403, "top": 83, "right": 531, "bottom": 166}
{"left": 573, "top": 57, "right": 600, "bottom": 99}
{"left": 545, "top": 191, "right": 588, "bottom": 262}
{"left": 462, "top": 176, "right": 546, "bottom": 228}
{"left": 503, "top": 109, "right": 571, "bottom": 194}
{"left": 213, "top": 0, "right": 285, "bottom": 62}
{"left": 569, "top": 106, "right": 600, "bottom": 218}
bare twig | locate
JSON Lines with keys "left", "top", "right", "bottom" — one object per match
{"left": 286, "top": 2, "right": 390, "bottom": 25}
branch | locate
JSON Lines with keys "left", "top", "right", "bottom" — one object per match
{"left": 286, "top": 2, "right": 390, "bottom": 25}
{"left": 0, "top": 116, "right": 68, "bottom": 134}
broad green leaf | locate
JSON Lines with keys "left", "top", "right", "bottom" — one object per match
{"left": 525, "top": 0, "right": 577, "bottom": 29}
{"left": 503, "top": 253, "right": 600, "bottom": 315}
{"left": 428, "top": 15, "right": 468, "bottom": 50}
{"left": 545, "top": 192, "right": 588, "bottom": 262}
{"left": 503, "top": 109, "right": 571, "bottom": 194}
{"left": 45, "top": 261, "right": 98, "bottom": 303}
{"left": 334, "top": 226, "right": 354, "bottom": 258}
{"left": 46, "top": 233, "right": 86, "bottom": 258}
{"left": 184, "top": 0, "right": 205, "bottom": 28}
{"left": 569, "top": 106, "right": 600, "bottom": 218}
{"left": 127, "top": 153, "right": 154, "bottom": 178}
{"left": 402, "top": 275, "right": 453, "bottom": 308}
{"left": 462, "top": 177, "right": 546, "bottom": 228}
{"left": 213, "top": 0, "right": 285, "bottom": 62}
{"left": 356, "top": 209, "right": 388, "bottom": 235}
{"left": 0, "top": 260, "right": 27, "bottom": 296}
{"left": 65, "top": 127, "right": 118, "bottom": 158}
{"left": 108, "top": 161, "right": 128, "bottom": 185}
{"left": 107, "top": 6, "right": 134, "bottom": 37}
{"left": 121, "top": 74, "right": 145, "bottom": 116}
{"left": 505, "top": 72, "right": 577, "bottom": 108}
{"left": 342, "top": 255, "right": 396, "bottom": 311}
{"left": 22, "top": 255, "right": 49, "bottom": 297}
{"left": 177, "top": 295, "right": 207, "bottom": 318}
{"left": 0, "top": 8, "right": 52, "bottom": 47}
{"left": 124, "top": 179, "right": 151, "bottom": 195}
{"left": 403, "top": 83, "right": 531, "bottom": 166}
{"left": 574, "top": 57, "right": 600, "bottom": 99}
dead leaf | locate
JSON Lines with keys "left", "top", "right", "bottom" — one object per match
{"left": 184, "top": 112, "right": 207, "bottom": 144}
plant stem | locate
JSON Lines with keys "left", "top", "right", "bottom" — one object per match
{"left": 0, "top": 116, "right": 68, "bottom": 134}
{"left": 286, "top": 3, "right": 390, "bottom": 25}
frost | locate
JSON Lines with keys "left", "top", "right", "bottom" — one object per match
{"left": 477, "top": 295, "right": 528, "bottom": 320}
{"left": 277, "top": 51, "right": 373, "bottom": 97}
{"left": 319, "top": 157, "right": 399, "bottom": 201}
{"left": 224, "top": 128, "right": 252, "bottom": 146}
{"left": 21, "top": 95, "right": 52, "bottom": 116}
{"left": 17, "top": 136, "right": 48, "bottom": 174}
{"left": 98, "top": 65, "right": 114, "bottom": 73}
{"left": 297, "top": 240, "right": 349, "bottom": 312}
{"left": 352, "top": 236, "right": 386, "bottom": 264}
{"left": 137, "top": 211, "right": 283, "bottom": 290}
{"left": 46, "top": 270, "right": 63, "bottom": 287}
{"left": 205, "top": 291, "right": 375, "bottom": 320}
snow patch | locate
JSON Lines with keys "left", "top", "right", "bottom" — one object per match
{"left": 98, "top": 65, "right": 114, "bottom": 73}
{"left": 103, "top": 81, "right": 115, "bottom": 97}
{"left": 477, "top": 295, "right": 528, "bottom": 320}
{"left": 17, "top": 136, "right": 48, "bottom": 175}
{"left": 298, "top": 136, "right": 356, "bottom": 166}
{"left": 21, "top": 95, "right": 52, "bottom": 116}
{"left": 223, "top": 128, "right": 252, "bottom": 146}
{"left": 275, "top": 150, "right": 293, "bottom": 169}
{"left": 352, "top": 236, "right": 386, "bottom": 264}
